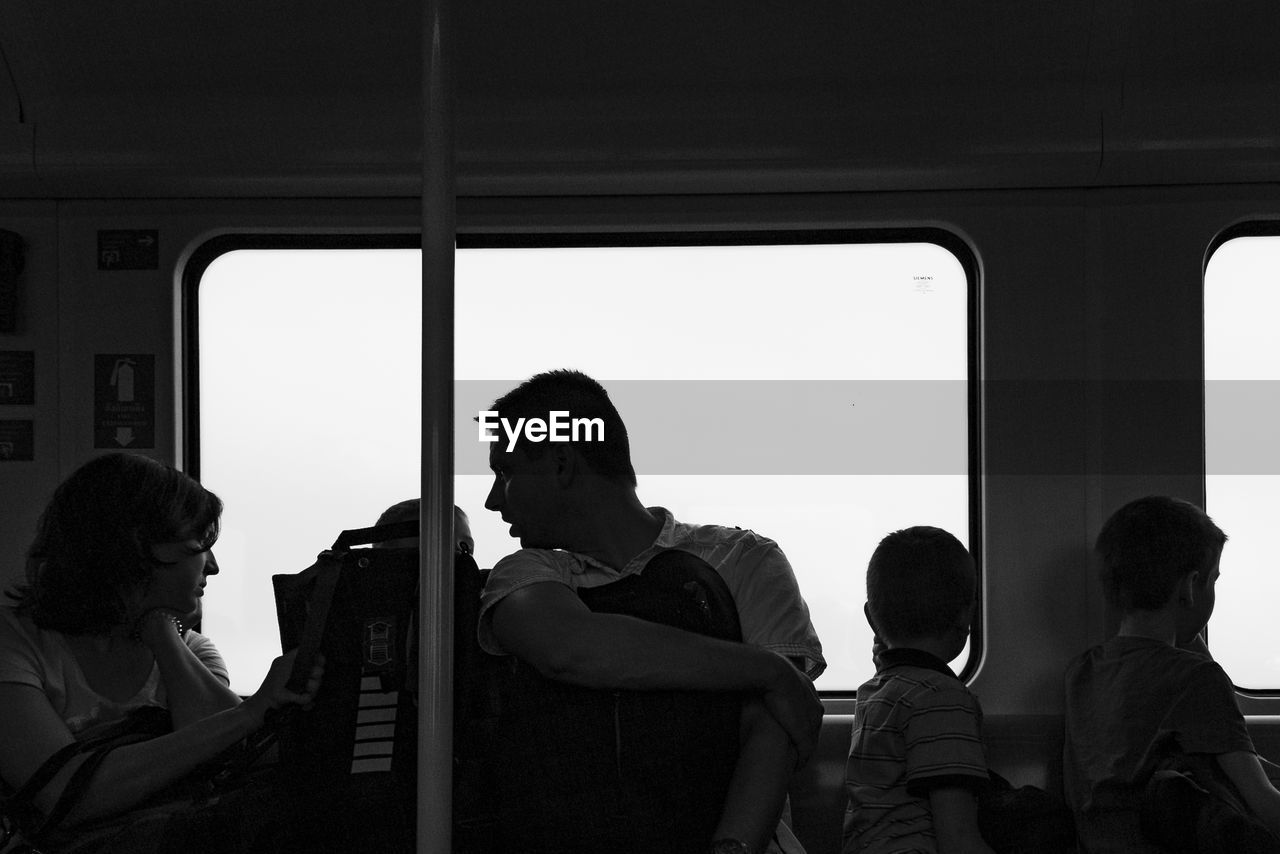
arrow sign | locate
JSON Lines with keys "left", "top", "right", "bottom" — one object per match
{"left": 97, "top": 231, "right": 159, "bottom": 270}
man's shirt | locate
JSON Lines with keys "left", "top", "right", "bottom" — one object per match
{"left": 479, "top": 506, "right": 825, "bottom": 678}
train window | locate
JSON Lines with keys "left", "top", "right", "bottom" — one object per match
{"left": 455, "top": 235, "right": 976, "bottom": 693}
{"left": 195, "top": 234, "right": 974, "bottom": 694}
{"left": 195, "top": 245, "right": 422, "bottom": 694}
{"left": 1205, "top": 232, "right": 1280, "bottom": 691}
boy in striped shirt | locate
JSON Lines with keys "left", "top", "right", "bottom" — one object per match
{"left": 843, "top": 527, "right": 993, "bottom": 854}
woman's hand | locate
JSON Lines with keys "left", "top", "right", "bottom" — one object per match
{"left": 140, "top": 601, "right": 242, "bottom": 727}
{"left": 133, "top": 607, "right": 187, "bottom": 649}
{"left": 241, "top": 650, "right": 324, "bottom": 727}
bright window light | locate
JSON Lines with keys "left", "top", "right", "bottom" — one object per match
{"left": 1205, "top": 233, "right": 1280, "bottom": 690}
{"left": 198, "top": 239, "right": 971, "bottom": 694}
{"left": 198, "top": 249, "right": 422, "bottom": 694}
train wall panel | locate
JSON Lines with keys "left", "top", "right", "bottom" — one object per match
{"left": 0, "top": 202, "right": 58, "bottom": 596}
{"left": 0, "top": 185, "right": 1275, "bottom": 715}
{"left": 0, "top": 199, "right": 419, "bottom": 596}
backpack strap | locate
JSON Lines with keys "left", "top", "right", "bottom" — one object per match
{"left": 330, "top": 521, "right": 419, "bottom": 551}
{"left": 282, "top": 552, "right": 345, "bottom": 694}
{"left": 3, "top": 708, "right": 171, "bottom": 843}
{"left": 35, "top": 745, "right": 114, "bottom": 836}
{"left": 5, "top": 742, "right": 82, "bottom": 810}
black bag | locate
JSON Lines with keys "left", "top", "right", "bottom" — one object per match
{"left": 271, "top": 520, "right": 420, "bottom": 854}
{"left": 1139, "top": 763, "right": 1280, "bottom": 854}
{"left": 978, "top": 771, "right": 1078, "bottom": 854}
{"left": 493, "top": 549, "right": 744, "bottom": 854}
{"left": 452, "top": 553, "right": 508, "bottom": 854}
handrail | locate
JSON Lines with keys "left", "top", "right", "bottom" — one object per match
{"left": 419, "top": 0, "right": 456, "bottom": 849}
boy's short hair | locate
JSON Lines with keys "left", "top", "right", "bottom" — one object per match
{"left": 866, "top": 526, "right": 976, "bottom": 642}
{"left": 1095, "top": 495, "right": 1226, "bottom": 612}
{"left": 489, "top": 369, "right": 637, "bottom": 487}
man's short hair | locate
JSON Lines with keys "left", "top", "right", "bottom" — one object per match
{"left": 866, "top": 526, "right": 976, "bottom": 642}
{"left": 374, "top": 499, "right": 471, "bottom": 551}
{"left": 490, "top": 369, "right": 637, "bottom": 487}
{"left": 1095, "top": 495, "right": 1226, "bottom": 612}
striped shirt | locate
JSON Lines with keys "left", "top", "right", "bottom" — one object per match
{"left": 843, "top": 648, "right": 989, "bottom": 854}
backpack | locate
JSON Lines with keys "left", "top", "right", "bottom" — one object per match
{"left": 274, "top": 521, "right": 511, "bottom": 854}
{"left": 271, "top": 520, "right": 420, "bottom": 854}
{"left": 491, "top": 548, "right": 744, "bottom": 854}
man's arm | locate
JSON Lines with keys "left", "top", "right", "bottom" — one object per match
{"left": 490, "top": 580, "right": 823, "bottom": 760}
{"left": 713, "top": 700, "right": 795, "bottom": 853}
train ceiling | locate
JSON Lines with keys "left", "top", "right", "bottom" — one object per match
{"left": 1, "top": 0, "right": 1278, "bottom": 197}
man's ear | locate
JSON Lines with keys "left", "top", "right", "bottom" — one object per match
{"left": 551, "top": 443, "right": 576, "bottom": 486}
{"left": 954, "top": 599, "right": 976, "bottom": 631}
{"left": 864, "top": 602, "right": 878, "bottom": 633}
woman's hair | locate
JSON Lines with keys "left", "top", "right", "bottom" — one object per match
{"left": 11, "top": 453, "right": 222, "bottom": 635}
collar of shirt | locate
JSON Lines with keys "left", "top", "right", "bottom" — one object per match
{"left": 618, "top": 506, "right": 678, "bottom": 572}
{"left": 568, "top": 506, "right": 679, "bottom": 576}
{"left": 876, "top": 647, "right": 958, "bottom": 680}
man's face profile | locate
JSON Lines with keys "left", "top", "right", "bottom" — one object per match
{"left": 485, "top": 441, "right": 560, "bottom": 549}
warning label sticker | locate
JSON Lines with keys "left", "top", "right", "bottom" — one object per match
{"left": 93, "top": 354, "right": 155, "bottom": 448}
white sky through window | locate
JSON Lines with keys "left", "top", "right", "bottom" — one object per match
{"left": 199, "top": 241, "right": 970, "bottom": 693}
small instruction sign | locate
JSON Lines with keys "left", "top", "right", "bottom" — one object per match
{"left": 0, "top": 351, "right": 34, "bottom": 405}
{"left": 0, "top": 420, "right": 33, "bottom": 461}
{"left": 94, "top": 354, "right": 155, "bottom": 448}
{"left": 97, "top": 230, "right": 159, "bottom": 270}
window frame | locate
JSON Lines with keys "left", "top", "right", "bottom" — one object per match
{"left": 181, "top": 233, "right": 420, "bottom": 476}
{"left": 1203, "top": 219, "right": 1280, "bottom": 697}
{"left": 181, "top": 226, "right": 982, "bottom": 694}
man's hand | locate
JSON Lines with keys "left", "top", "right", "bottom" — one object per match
{"left": 760, "top": 654, "right": 823, "bottom": 767}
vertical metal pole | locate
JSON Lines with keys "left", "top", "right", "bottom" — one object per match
{"left": 421, "top": 0, "right": 454, "bottom": 849}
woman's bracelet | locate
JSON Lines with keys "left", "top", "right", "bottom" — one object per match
{"left": 133, "top": 609, "right": 185, "bottom": 639}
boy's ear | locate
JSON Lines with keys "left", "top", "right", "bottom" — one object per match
{"left": 953, "top": 599, "right": 976, "bottom": 631}
{"left": 1178, "top": 571, "right": 1199, "bottom": 606}
{"left": 863, "top": 602, "right": 878, "bottom": 634}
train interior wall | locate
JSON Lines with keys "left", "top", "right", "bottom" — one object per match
{"left": 3, "top": 187, "right": 1280, "bottom": 852}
